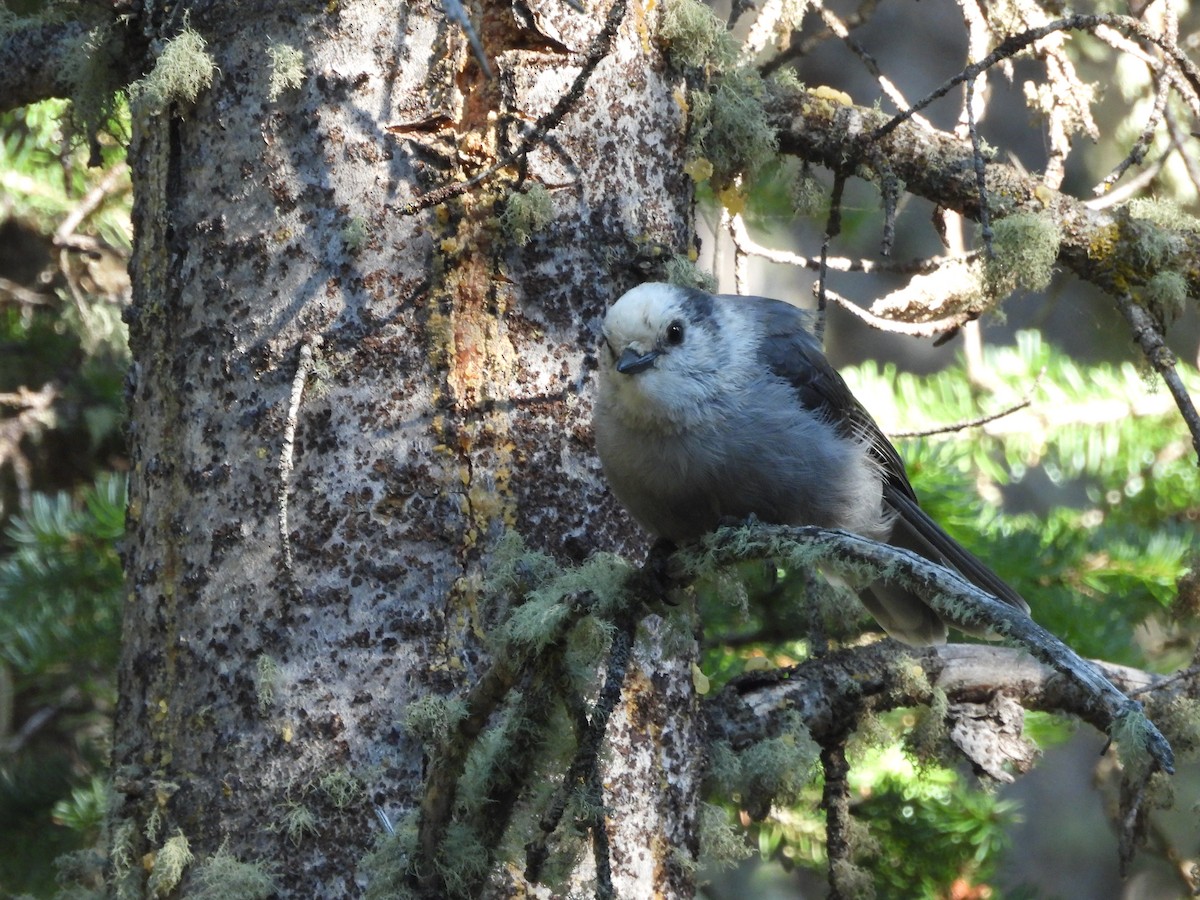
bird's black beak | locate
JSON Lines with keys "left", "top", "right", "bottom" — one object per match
{"left": 616, "top": 347, "right": 660, "bottom": 374}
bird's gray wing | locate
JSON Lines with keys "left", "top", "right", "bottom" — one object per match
{"left": 733, "top": 295, "right": 1029, "bottom": 616}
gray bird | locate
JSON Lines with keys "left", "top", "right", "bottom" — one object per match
{"left": 592, "top": 281, "right": 1031, "bottom": 645}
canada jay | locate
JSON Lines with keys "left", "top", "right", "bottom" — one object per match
{"left": 593, "top": 282, "right": 1030, "bottom": 645}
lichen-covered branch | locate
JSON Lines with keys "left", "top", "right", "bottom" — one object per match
{"left": 763, "top": 81, "right": 1200, "bottom": 305}
{"left": 707, "top": 641, "right": 1185, "bottom": 751}
{"left": 685, "top": 523, "right": 1176, "bottom": 775}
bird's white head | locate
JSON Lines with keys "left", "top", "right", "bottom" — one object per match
{"left": 598, "top": 283, "right": 744, "bottom": 432}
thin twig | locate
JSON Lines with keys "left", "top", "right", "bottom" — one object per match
{"left": 815, "top": 172, "right": 847, "bottom": 340}
{"left": 1085, "top": 151, "right": 1168, "bottom": 210}
{"left": 0, "top": 276, "right": 52, "bottom": 306}
{"left": 873, "top": 15, "right": 1200, "bottom": 143}
{"left": 727, "top": 214, "right": 952, "bottom": 275}
{"left": 1113, "top": 294, "right": 1200, "bottom": 463}
{"left": 588, "top": 621, "right": 634, "bottom": 900}
{"left": 524, "top": 618, "right": 635, "bottom": 886}
{"left": 760, "top": 0, "right": 882, "bottom": 76}
{"left": 821, "top": 741, "right": 854, "bottom": 900}
{"left": 1164, "top": 107, "right": 1200, "bottom": 200}
{"left": 1094, "top": 70, "right": 1169, "bottom": 196}
{"left": 964, "top": 73, "right": 992, "bottom": 256}
{"left": 892, "top": 368, "right": 1046, "bottom": 438}
{"left": 53, "top": 162, "right": 131, "bottom": 248}
{"left": 817, "top": 6, "right": 930, "bottom": 129}
{"left": 1128, "top": 663, "right": 1200, "bottom": 697}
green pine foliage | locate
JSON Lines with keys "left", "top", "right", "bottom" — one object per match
{"left": 0, "top": 474, "right": 125, "bottom": 896}
{"left": 0, "top": 473, "right": 126, "bottom": 676}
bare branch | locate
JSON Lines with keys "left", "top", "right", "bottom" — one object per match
{"left": 727, "top": 214, "right": 952, "bottom": 275}
{"left": 708, "top": 641, "right": 1183, "bottom": 746}
{"left": 890, "top": 369, "right": 1045, "bottom": 438}
{"left": 278, "top": 337, "right": 321, "bottom": 599}
{"left": 1093, "top": 69, "right": 1169, "bottom": 197}
{"left": 825, "top": 288, "right": 974, "bottom": 339}
{"left": 765, "top": 83, "right": 1200, "bottom": 307}
{"left": 874, "top": 14, "right": 1200, "bottom": 142}
{"left": 1113, "top": 294, "right": 1200, "bottom": 462}
{"left": 53, "top": 162, "right": 131, "bottom": 248}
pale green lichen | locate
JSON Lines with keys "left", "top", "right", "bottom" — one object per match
{"left": 65, "top": 24, "right": 128, "bottom": 147}
{"left": 563, "top": 613, "right": 616, "bottom": 692}
{"left": 703, "top": 739, "right": 743, "bottom": 796}
{"left": 984, "top": 211, "right": 1062, "bottom": 297}
{"left": 501, "top": 184, "right": 554, "bottom": 246}
{"left": 689, "top": 67, "right": 778, "bottom": 190}
{"left": 830, "top": 858, "right": 877, "bottom": 900}
{"left": 1109, "top": 708, "right": 1156, "bottom": 781}
{"left": 738, "top": 722, "right": 821, "bottom": 809}
{"left": 403, "top": 694, "right": 469, "bottom": 748}
{"left": 905, "top": 687, "right": 950, "bottom": 765}
{"left": 1150, "top": 696, "right": 1200, "bottom": 759}
{"left": 437, "top": 822, "right": 492, "bottom": 897}
{"left": 697, "top": 801, "right": 753, "bottom": 871}
{"left": 318, "top": 769, "right": 365, "bottom": 809}
{"left": 266, "top": 40, "right": 305, "bottom": 100}
{"left": 190, "top": 845, "right": 278, "bottom": 900}
{"left": 360, "top": 811, "right": 420, "bottom": 900}
{"left": 255, "top": 654, "right": 279, "bottom": 714}
{"left": 277, "top": 800, "right": 320, "bottom": 846}
{"left": 658, "top": 0, "right": 738, "bottom": 70}
{"left": 483, "top": 531, "right": 561, "bottom": 599}
{"left": 790, "top": 164, "right": 826, "bottom": 219}
{"left": 109, "top": 819, "right": 139, "bottom": 900}
{"left": 665, "top": 255, "right": 718, "bottom": 291}
{"left": 1140, "top": 270, "right": 1188, "bottom": 324}
{"left": 1128, "top": 196, "right": 1200, "bottom": 233}
{"left": 455, "top": 706, "right": 516, "bottom": 817}
{"left": 128, "top": 26, "right": 216, "bottom": 116}
{"left": 1123, "top": 214, "right": 1185, "bottom": 270}
{"left": 144, "top": 806, "right": 163, "bottom": 843}
{"left": 147, "top": 831, "right": 193, "bottom": 898}
{"left": 342, "top": 216, "right": 370, "bottom": 254}
{"left": 706, "top": 714, "right": 820, "bottom": 815}
{"left": 502, "top": 552, "right": 634, "bottom": 652}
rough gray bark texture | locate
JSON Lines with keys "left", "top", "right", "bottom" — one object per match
{"left": 112, "top": 0, "right": 695, "bottom": 895}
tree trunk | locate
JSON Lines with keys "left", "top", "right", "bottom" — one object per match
{"left": 112, "top": 0, "right": 694, "bottom": 895}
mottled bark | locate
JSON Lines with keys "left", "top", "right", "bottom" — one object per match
{"left": 112, "top": 0, "right": 693, "bottom": 896}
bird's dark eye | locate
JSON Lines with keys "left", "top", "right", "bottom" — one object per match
{"left": 665, "top": 321, "right": 685, "bottom": 345}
